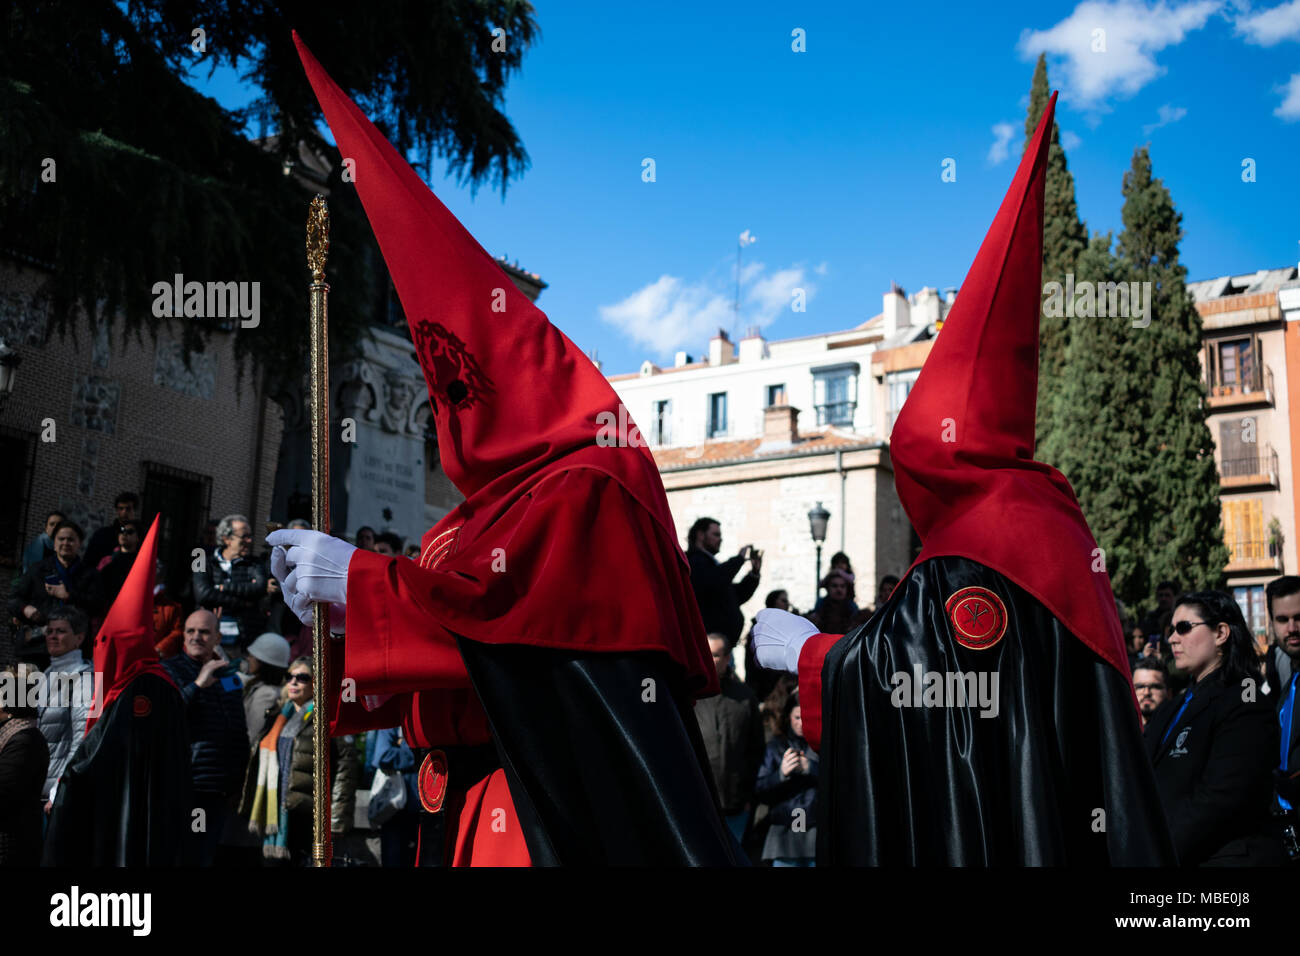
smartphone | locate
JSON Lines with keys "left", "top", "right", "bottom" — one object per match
{"left": 44, "top": 574, "right": 61, "bottom": 586}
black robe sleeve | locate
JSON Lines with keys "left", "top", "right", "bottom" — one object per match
{"left": 42, "top": 672, "right": 192, "bottom": 867}
{"left": 815, "top": 555, "right": 1177, "bottom": 866}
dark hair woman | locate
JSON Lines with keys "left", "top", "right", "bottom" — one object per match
{"left": 1143, "top": 590, "right": 1285, "bottom": 865}
{"left": 754, "top": 691, "right": 818, "bottom": 866}
{"left": 0, "top": 664, "right": 50, "bottom": 866}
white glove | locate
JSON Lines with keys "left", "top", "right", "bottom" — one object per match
{"left": 267, "top": 529, "right": 355, "bottom": 630}
{"left": 752, "top": 608, "right": 820, "bottom": 673}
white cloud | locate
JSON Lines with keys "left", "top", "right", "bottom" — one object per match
{"left": 599, "top": 262, "right": 816, "bottom": 356}
{"left": 1275, "top": 72, "right": 1300, "bottom": 118}
{"left": 987, "top": 122, "right": 1017, "bottom": 164}
{"left": 1142, "top": 103, "right": 1188, "bottom": 132}
{"left": 1236, "top": 0, "right": 1300, "bottom": 44}
{"left": 1061, "top": 129, "right": 1084, "bottom": 149}
{"left": 1018, "top": 1, "right": 1220, "bottom": 108}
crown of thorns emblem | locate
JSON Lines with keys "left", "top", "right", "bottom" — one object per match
{"left": 410, "top": 320, "right": 493, "bottom": 412}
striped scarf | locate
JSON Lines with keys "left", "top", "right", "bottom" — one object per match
{"left": 247, "top": 703, "right": 292, "bottom": 859}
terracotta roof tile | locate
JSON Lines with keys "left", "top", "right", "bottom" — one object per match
{"left": 652, "top": 429, "right": 879, "bottom": 469}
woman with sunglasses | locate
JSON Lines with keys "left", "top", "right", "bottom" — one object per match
{"left": 1143, "top": 591, "right": 1285, "bottom": 865}
{"left": 240, "top": 656, "right": 359, "bottom": 864}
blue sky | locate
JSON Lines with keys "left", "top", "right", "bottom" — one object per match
{"left": 188, "top": 1, "right": 1300, "bottom": 375}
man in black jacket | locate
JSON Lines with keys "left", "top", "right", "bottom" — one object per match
{"left": 161, "top": 609, "right": 248, "bottom": 866}
{"left": 1265, "top": 576, "right": 1300, "bottom": 859}
{"left": 694, "top": 634, "right": 764, "bottom": 842}
{"left": 686, "top": 517, "right": 760, "bottom": 647}
{"left": 192, "top": 513, "right": 271, "bottom": 652}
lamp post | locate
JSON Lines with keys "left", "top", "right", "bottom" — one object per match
{"left": 808, "top": 501, "right": 830, "bottom": 608}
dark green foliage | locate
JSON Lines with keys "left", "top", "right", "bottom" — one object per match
{"left": 0, "top": 1, "right": 538, "bottom": 381}
{"left": 1024, "top": 54, "right": 1087, "bottom": 457}
{"left": 1047, "top": 149, "right": 1226, "bottom": 607}
{"left": 1116, "top": 148, "right": 1227, "bottom": 596}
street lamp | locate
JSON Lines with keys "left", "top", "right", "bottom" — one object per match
{"left": 0, "top": 341, "right": 20, "bottom": 410}
{"left": 808, "top": 501, "right": 830, "bottom": 607}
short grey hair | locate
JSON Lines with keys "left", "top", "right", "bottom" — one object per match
{"left": 46, "top": 606, "right": 89, "bottom": 638}
{"left": 216, "top": 514, "right": 250, "bottom": 542}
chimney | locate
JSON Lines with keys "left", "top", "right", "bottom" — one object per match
{"left": 709, "top": 328, "right": 735, "bottom": 366}
{"left": 674, "top": 350, "right": 692, "bottom": 368}
{"left": 912, "top": 287, "right": 940, "bottom": 328}
{"left": 883, "top": 283, "right": 910, "bottom": 338}
{"left": 738, "top": 327, "right": 767, "bottom": 362}
{"left": 758, "top": 404, "right": 800, "bottom": 451}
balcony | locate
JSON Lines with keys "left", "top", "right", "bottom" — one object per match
{"left": 1206, "top": 364, "right": 1274, "bottom": 408}
{"left": 1219, "top": 445, "right": 1279, "bottom": 489}
{"left": 816, "top": 401, "right": 856, "bottom": 427}
{"left": 1225, "top": 538, "right": 1283, "bottom": 573}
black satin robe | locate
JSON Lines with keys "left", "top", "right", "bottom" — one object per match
{"left": 456, "top": 639, "right": 745, "bottom": 865}
{"left": 815, "top": 555, "right": 1177, "bottom": 865}
{"left": 42, "top": 672, "right": 192, "bottom": 867}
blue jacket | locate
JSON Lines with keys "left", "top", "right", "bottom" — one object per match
{"left": 372, "top": 727, "right": 420, "bottom": 812}
{"left": 162, "top": 653, "right": 248, "bottom": 796}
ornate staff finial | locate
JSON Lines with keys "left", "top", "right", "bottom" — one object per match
{"left": 306, "top": 194, "right": 330, "bottom": 280}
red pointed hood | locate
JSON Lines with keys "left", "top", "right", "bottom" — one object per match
{"left": 293, "top": 34, "right": 717, "bottom": 695}
{"left": 889, "top": 92, "right": 1129, "bottom": 680}
{"left": 88, "top": 515, "right": 175, "bottom": 732}
{"left": 294, "top": 32, "right": 660, "bottom": 502}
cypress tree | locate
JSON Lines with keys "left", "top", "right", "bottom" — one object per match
{"left": 1116, "top": 147, "right": 1227, "bottom": 594}
{"left": 1025, "top": 54, "right": 1088, "bottom": 462}
{"left": 1046, "top": 234, "right": 1152, "bottom": 605}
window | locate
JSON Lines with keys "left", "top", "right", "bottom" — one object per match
{"left": 812, "top": 363, "right": 859, "bottom": 427}
{"left": 1222, "top": 498, "right": 1265, "bottom": 564}
{"left": 1206, "top": 335, "right": 1263, "bottom": 395}
{"left": 766, "top": 384, "right": 787, "bottom": 407}
{"left": 886, "top": 370, "right": 920, "bottom": 433}
{"left": 1218, "top": 338, "right": 1253, "bottom": 388}
{"left": 707, "top": 392, "right": 728, "bottom": 438}
{"left": 1232, "top": 585, "right": 1268, "bottom": 647}
{"left": 654, "top": 399, "right": 672, "bottom": 445}
{"left": 142, "top": 462, "right": 213, "bottom": 599}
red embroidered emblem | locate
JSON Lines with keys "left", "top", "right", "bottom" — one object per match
{"left": 132, "top": 695, "right": 152, "bottom": 717}
{"left": 418, "top": 750, "right": 449, "bottom": 812}
{"left": 945, "top": 587, "right": 1008, "bottom": 650}
{"left": 421, "top": 527, "right": 461, "bottom": 570}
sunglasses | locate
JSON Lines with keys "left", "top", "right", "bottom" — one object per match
{"left": 1171, "top": 620, "right": 1210, "bottom": 635}
{"left": 118, "top": 527, "right": 138, "bottom": 534}
{"left": 287, "top": 673, "right": 313, "bottom": 684}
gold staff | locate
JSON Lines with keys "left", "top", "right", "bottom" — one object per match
{"left": 305, "top": 194, "right": 333, "bottom": 867}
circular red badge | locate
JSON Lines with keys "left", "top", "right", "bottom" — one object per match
{"left": 945, "top": 586, "right": 1008, "bottom": 650}
{"left": 132, "top": 695, "right": 152, "bottom": 717}
{"left": 418, "top": 750, "right": 448, "bottom": 813}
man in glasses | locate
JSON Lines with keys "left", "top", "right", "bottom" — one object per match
{"left": 192, "top": 513, "right": 272, "bottom": 652}
{"left": 1132, "top": 658, "right": 1170, "bottom": 730}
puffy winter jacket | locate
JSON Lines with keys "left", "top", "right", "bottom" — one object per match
{"left": 36, "top": 649, "right": 93, "bottom": 801}
{"left": 162, "top": 653, "right": 249, "bottom": 796}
